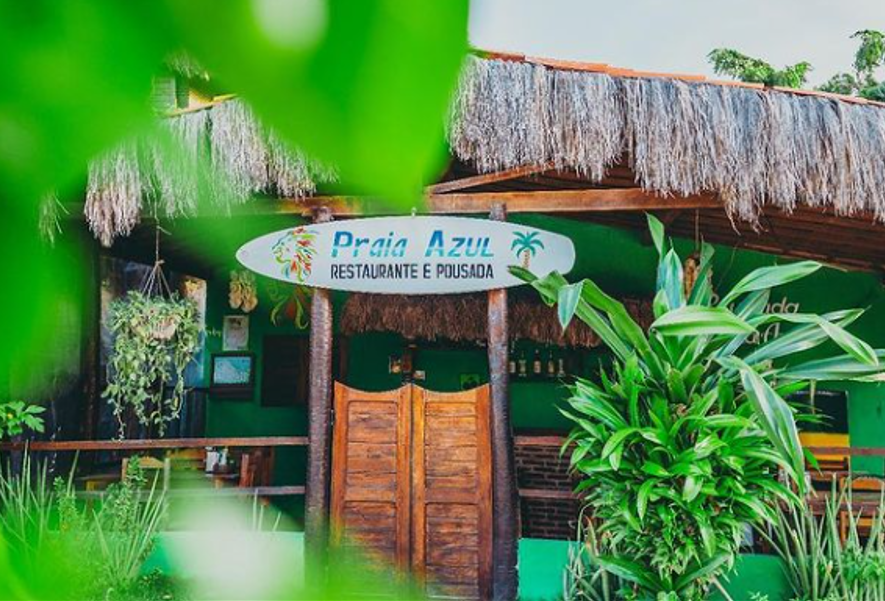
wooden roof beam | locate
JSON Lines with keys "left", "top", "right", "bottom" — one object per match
{"left": 271, "top": 188, "right": 721, "bottom": 216}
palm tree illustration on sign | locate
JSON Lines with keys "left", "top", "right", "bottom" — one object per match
{"left": 511, "top": 231, "right": 545, "bottom": 268}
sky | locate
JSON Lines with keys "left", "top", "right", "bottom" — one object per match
{"left": 469, "top": 0, "right": 885, "bottom": 86}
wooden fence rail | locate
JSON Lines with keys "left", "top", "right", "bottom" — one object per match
{"left": 3, "top": 438, "right": 880, "bottom": 503}
{"left": 0, "top": 437, "right": 310, "bottom": 499}
{"left": 805, "top": 446, "right": 885, "bottom": 457}
{"left": 0, "top": 436, "right": 309, "bottom": 452}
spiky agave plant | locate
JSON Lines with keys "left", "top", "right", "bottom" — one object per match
{"left": 513, "top": 215, "right": 885, "bottom": 601}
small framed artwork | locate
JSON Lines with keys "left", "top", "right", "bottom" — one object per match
{"left": 222, "top": 315, "right": 250, "bottom": 351}
{"left": 210, "top": 352, "right": 255, "bottom": 399}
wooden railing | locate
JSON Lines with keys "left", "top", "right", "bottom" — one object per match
{"left": 806, "top": 446, "right": 885, "bottom": 457}
{"left": 0, "top": 437, "right": 310, "bottom": 498}
{"left": 0, "top": 436, "right": 308, "bottom": 452}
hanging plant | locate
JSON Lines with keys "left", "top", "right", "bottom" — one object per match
{"left": 229, "top": 269, "right": 258, "bottom": 313}
{"left": 103, "top": 219, "right": 201, "bottom": 439}
{"left": 104, "top": 290, "right": 201, "bottom": 438}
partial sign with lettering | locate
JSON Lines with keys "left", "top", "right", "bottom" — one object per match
{"left": 236, "top": 216, "right": 575, "bottom": 294}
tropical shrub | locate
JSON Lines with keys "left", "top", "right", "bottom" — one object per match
{"left": 104, "top": 291, "right": 201, "bottom": 438}
{"left": 515, "top": 215, "right": 885, "bottom": 600}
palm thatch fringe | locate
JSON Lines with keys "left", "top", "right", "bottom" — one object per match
{"left": 85, "top": 99, "right": 336, "bottom": 246}
{"left": 150, "top": 107, "right": 209, "bottom": 218}
{"left": 339, "top": 293, "right": 652, "bottom": 348}
{"left": 449, "top": 56, "right": 885, "bottom": 223}
{"left": 87, "top": 55, "right": 885, "bottom": 245}
{"left": 85, "top": 142, "right": 145, "bottom": 246}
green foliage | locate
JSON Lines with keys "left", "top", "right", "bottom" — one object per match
{"left": 104, "top": 291, "right": 201, "bottom": 438}
{"left": 0, "top": 454, "right": 55, "bottom": 567}
{"left": 564, "top": 518, "right": 626, "bottom": 601}
{"left": 760, "top": 482, "right": 885, "bottom": 601}
{"left": 0, "top": 1, "right": 468, "bottom": 210}
{"left": 0, "top": 454, "right": 168, "bottom": 599}
{"left": 514, "top": 214, "right": 885, "bottom": 600}
{"left": 0, "top": 401, "right": 45, "bottom": 440}
{"left": 0, "top": 1, "right": 468, "bottom": 408}
{"left": 712, "top": 30, "right": 885, "bottom": 101}
{"left": 852, "top": 30, "right": 885, "bottom": 81}
{"left": 819, "top": 31, "right": 885, "bottom": 101}
{"left": 707, "top": 49, "right": 811, "bottom": 88}
{"left": 92, "top": 458, "right": 168, "bottom": 594}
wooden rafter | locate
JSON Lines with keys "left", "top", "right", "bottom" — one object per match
{"left": 427, "top": 163, "right": 555, "bottom": 194}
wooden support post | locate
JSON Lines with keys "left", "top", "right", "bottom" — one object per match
{"left": 305, "top": 207, "right": 335, "bottom": 578}
{"left": 81, "top": 235, "right": 101, "bottom": 441}
{"left": 488, "top": 203, "right": 519, "bottom": 601}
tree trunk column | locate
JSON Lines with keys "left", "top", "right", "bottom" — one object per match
{"left": 305, "top": 207, "right": 334, "bottom": 576}
{"left": 488, "top": 203, "right": 518, "bottom": 601}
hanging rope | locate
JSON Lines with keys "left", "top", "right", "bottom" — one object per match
{"left": 140, "top": 205, "right": 173, "bottom": 299}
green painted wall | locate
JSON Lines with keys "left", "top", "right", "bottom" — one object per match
{"left": 201, "top": 215, "right": 885, "bottom": 525}
{"left": 202, "top": 280, "right": 315, "bottom": 522}
{"left": 517, "top": 539, "right": 790, "bottom": 601}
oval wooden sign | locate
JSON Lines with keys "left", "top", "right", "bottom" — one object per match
{"left": 236, "top": 216, "right": 575, "bottom": 295}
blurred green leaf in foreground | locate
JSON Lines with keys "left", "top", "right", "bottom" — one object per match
{"left": 0, "top": 0, "right": 469, "bottom": 395}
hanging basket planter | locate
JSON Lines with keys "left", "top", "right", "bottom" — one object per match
{"left": 149, "top": 316, "right": 180, "bottom": 341}
{"left": 104, "top": 240, "right": 202, "bottom": 438}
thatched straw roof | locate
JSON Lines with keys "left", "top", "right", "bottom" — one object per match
{"left": 85, "top": 100, "right": 336, "bottom": 246}
{"left": 448, "top": 54, "right": 885, "bottom": 225}
{"left": 339, "top": 293, "right": 652, "bottom": 348}
{"left": 84, "top": 51, "right": 885, "bottom": 245}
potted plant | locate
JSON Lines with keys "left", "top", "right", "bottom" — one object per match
{"left": 515, "top": 215, "right": 885, "bottom": 601}
{"left": 104, "top": 290, "right": 201, "bottom": 438}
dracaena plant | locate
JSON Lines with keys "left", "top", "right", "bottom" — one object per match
{"left": 513, "top": 215, "right": 885, "bottom": 601}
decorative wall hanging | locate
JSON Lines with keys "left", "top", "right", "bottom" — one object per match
{"left": 268, "top": 281, "right": 312, "bottom": 329}
{"left": 228, "top": 269, "right": 258, "bottom": 313}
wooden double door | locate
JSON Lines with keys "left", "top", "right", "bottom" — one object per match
{"left": 330, "top": 382, "right": 493, "bottom": 599}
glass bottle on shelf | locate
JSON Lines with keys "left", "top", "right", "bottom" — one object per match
{"left": 557, "top": 356, "right": 567, "bottom": 378}
{"left": 546, "top": 349, "right": 556, "bottom": 377}
{"left": 532, "top": 349, "right": 542, "bottom": 376}
{"left": 517, "top": 349, "right": 528, "bottom": 378}
{"left": 508, "top": 342, "right": 517, "bottom": 375}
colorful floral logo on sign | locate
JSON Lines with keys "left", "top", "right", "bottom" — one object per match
{"left": 272, "top": 227, "right": 317, "bottom": 283}
{"left": 511, "top": 231, "right": 545, "bottom": 268}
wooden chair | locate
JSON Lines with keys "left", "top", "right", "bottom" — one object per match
{"left": 238, "top": 448, "right": 275, "bottom": 488}
{"left": 166, "top": 448, "right": 205, "bottom": 470}
{"left": 838, "top": 476, "right": 885, "bottom": 544}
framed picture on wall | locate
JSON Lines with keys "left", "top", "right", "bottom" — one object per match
{"left": 210, "top": 352, "right": 255, "bottom": 399}
{"left": 222, "top": 315, "right": 250, "bottom": 351}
